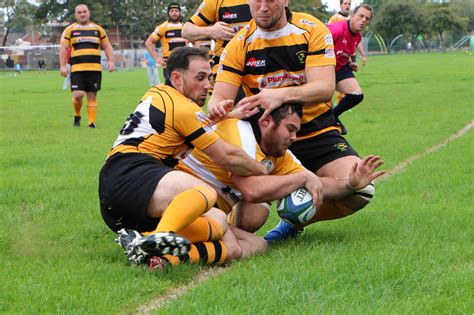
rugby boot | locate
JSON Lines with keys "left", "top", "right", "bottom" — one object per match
{"left": 263, "top": 219, "right": 303, "bottom": 244}
{"left": 73, "top": 116, "right": 81, "bottom": 127}
{"left": 115, "top": 228, "right": 148, "bottom": 264}
{"left": 136, "top": 232, "right": 191, "bottom": 257}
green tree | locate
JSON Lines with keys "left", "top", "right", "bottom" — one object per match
{"left": 1, "top": 0, "right": 40, "bottom": 46}
{"left": 372, "top": 2, "right": 427, "bottom": 52}
{"left": 289, "top": 0, "right": 329, "bottom": 22}
{"left": 426, "top": 3, "right": 468, "bottom": 51}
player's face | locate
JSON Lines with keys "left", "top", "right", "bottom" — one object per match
{"left": 168, "top": 8, "right": 181, "bottom": 22}
{"left": 341, "top": 0, "right": 351, "bottom": 15}
{"left": 351, "top": 7, "right": 372, "bottom": 32}
{"left": 75, "top": 5, "right": 90, "bottom": 25}
{"left": 249, "top": 0, "right": 288, "bottom": 31}
{"left": 261, "top": 113, "right": 300, "bottom": 157}
{"left": 182, "top": 57, "right": 213, "bottom": 106}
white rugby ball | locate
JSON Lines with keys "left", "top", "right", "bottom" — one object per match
{"left": 277, "top": 187, "right": 316, "bottom": 224}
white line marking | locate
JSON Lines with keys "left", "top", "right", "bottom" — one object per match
{"left": 379, "top": 120, "right": 473, "bottom": 181}
{"left": 135, "top": 267, "right": 226, "bottom": 314}
{"left": 135, "top": 120, "right": 473, "bottom": 313}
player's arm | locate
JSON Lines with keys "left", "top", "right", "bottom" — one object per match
{"left": 356, "top": 42, "right": 367, "bottom": 65}
{"left": 237, "top": 65, "right": 335, "bottom": 121}
{"left": 318, "top": 155, "right": 385, "bottom": 198}
{"left": 59, "top": 42, "right": 69, "bottom": 77}
{"left": 207, "top": 82, "right": 240, "bottom": 122}
{"left": 102, "top": 41, "right": 115, "bottom": 72}
{"left": 201, "top": 138, "right": 267, "bottom": 176}
{"left": 232, "top": 170, "right": 323, "bottom": 209}
{"left": 145, "top": 33, "right": 165, "bottom": 66}
{"left": 182, "top": 21, "right": 235, "bottom": 42}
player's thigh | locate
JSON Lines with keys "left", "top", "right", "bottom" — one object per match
{"left": 316, "top": 154, "right": 361, "bottom": 178}
{"left": 150, "top": 170, "right": 215, "bottom": 212}
{"left": 336, "top": 77, "right": 362, "bottom": 95}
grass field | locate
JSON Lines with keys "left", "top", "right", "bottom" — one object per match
{"left": 1, "top": 52, "right": 473, "bottom": 313}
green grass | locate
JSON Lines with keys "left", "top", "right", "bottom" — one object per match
{"left": 1, "top": 52, "right": 473, "bottom": 313}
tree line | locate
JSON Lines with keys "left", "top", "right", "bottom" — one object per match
{"left": 1, "top": 0, "right": 472, "bottom": 51}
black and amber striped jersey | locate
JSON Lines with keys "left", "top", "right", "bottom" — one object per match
{"left": 107, "top": 83, "right": 219, "bottom": 166}
{"left": 176, "top": 118, "right": 304, "bottom": 213}
{"left": 149, "top": 21, "right": 187, "bottom": 59}
{"left": 60, "top": 22, "right": 109, "bottom": 72}
{"left": 216, "top": 10, "right": 337, "bottom": 139}
{"left": 328, "top": 12, "right": 350, "bottom": 24}
{"left": 188, "top": 0, "right": 252, "bottom": 72}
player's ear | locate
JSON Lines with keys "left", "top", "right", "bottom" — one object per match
{"left": 170, "top": 70, "right": 183, "bottom": 85}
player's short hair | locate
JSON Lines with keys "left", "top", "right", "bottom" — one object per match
{"left": 166, "top": 47, "right": 209, "bottom": 75}
{"left": 168, "top": 2, "right": 181, "bottom": 12}
{"left": 270, "top": 103, "right": 303, "bottom": 125}
{"left": 353, "top": 4, "right": 373, "bottom": 18}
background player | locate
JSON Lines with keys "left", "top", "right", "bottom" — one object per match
{"left": 328, "top": 4, "right": 373, "bottom": 134}
{"left": 59, "top": 4, "right": 115, "bottom": 128}
{"left": 145, "top": 2, "right": 188, "bottom": 80}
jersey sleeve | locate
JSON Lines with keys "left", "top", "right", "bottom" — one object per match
{"left": 215, "top": 28, "right": 247, "bottom": 87}
{"left": 189, "top": 0, "right": 217, "bottom": 26}
{"left": 97, "top": 25, "right": 110, "bottom": 45}
{"left": 149, "top": 24, "right": 163, "bottom": 42}
{"left": 60, "top": 26, "right": 72, "bottom": 44}
{"left": 271, "top": 151, "right": 305, "bottom": 175}
{"left": 305, "top": 19, "right": 336, "bottom": 68}
{"left": 174, "top": 101, "right": 219, "bottom": 150}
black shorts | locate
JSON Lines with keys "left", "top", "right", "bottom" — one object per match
{"left": 98, "top": 153, "right": 175, "bottom": 232}
{"left": 70, "top": 71, "right": 102, "bottom": 92}
{"left": 336, "top": 63, "right": 355, "bottom": 83}
{"left": 290, "top": 130, "right": 359, "bottom": 172}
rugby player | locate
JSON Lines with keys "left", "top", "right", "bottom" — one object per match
{"left": 99, "top": 47, "right": 267, "bottom": 270}
{"left": 329, "top": 5, "right": 373, "bottom": 134}
{"left": 59, "top": 4, "right": 115, "bottom": 128}
{"left": 208, "top": 0, "right": 382, "bottom": 243}
{"left": 145, "top": 2, "right": 188, "bottom": 80}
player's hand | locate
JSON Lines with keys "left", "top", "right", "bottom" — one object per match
{"left": 349, "top": 62, "right": 359, "bottom": 72}
{"left": 360, "top": 55, "right": 367, "bottom": 66}
{"left": 347, "top": 155, "right": 385, "bottom": 191}
{"left": 305, "top": 172, "right": 324, "bottom": 209}
{"left": 208, "top": 99, "right": 234, "bottom": 123}
{"left": 236, "top": 89, "right": 286, "bottom": 122}
{"left": 108, "top": 61, "right": 116, "bottom": 72}
{"left": 60, "top": 66, "right": 68, "bottom": 77}
{"left": 210, "top": 22, "right": 235, "bottom": 41}
{"left": 157, "top": 57, "right": 166, "bottom": 67}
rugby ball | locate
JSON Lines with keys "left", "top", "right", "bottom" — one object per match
{"left": 277, "top": 187, "right": 316, "bottom": 224}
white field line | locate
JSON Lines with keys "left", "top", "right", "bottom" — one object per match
{"left": 378, "top": 120, "right": 473, "bottom": 181}
{"left": 135, "top": 267, "right": 226, "bottom": 315}
{"left": 135, "top": 120, "right": 473, "bottom": 313}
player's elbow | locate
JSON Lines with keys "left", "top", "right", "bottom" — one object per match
{"left": 240, "top": 187, "right": 261, "bottom": 203}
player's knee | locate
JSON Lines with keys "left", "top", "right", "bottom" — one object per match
{"left": 348, "top": 181, "right": 375, "bottom": 212}
{"left": 194, "top": 185, "right": 218, "bottom": 209}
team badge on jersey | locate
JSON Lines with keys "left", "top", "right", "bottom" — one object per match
{"left": 296, "top": 51, "right": 306, "bottom": 64}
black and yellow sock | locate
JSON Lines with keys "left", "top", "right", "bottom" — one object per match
{"left": 163, "top": 240, "right": 227, "bottom": 266}
{"left": 154, "top": 186, "right": 217, "bottom": 234}
{"left": 175, "top": 216, "right": 224, "bottom": 243}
